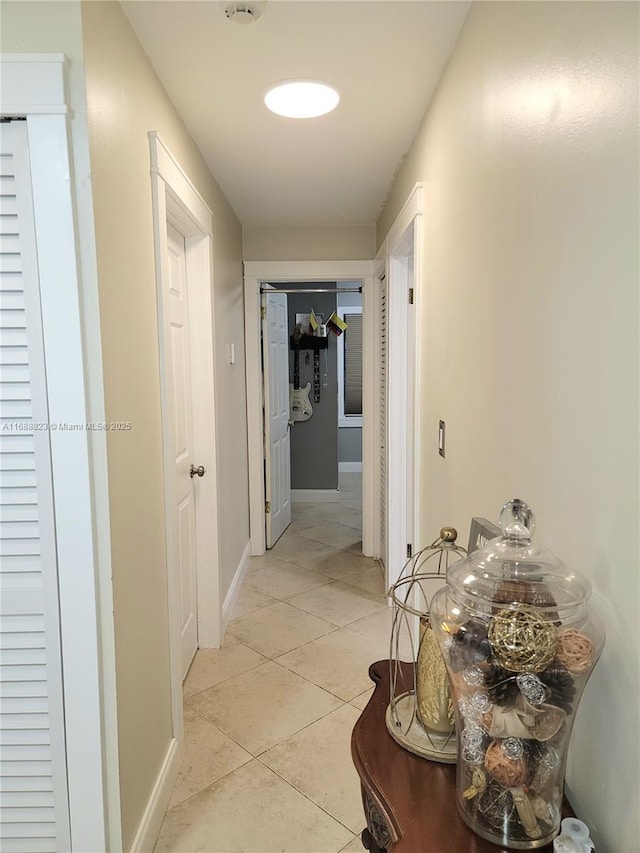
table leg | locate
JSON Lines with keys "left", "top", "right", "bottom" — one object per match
{"left": 361, "top": 787, "right": 392, "bottom": 852}
{"left": 361, "top": 827, "right": 387, "bottom": 853}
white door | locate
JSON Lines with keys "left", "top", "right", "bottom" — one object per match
{"left": 166, "top": 223, "right": 198, "bottom": 678}
{"left": 386, "top": 243, "right": 416, "bottom": 589}
{"left": 0, "top": 120, "right": 71, "bottom": 852}
{"left": 262, "top": 292, "right": 291, "bottom": 547}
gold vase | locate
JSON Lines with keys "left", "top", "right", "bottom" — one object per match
{"left": 416, "top": 616, "right": 454, "bottom": 734}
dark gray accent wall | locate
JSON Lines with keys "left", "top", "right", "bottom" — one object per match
{"left": 284, "top": 284, "right": 338, "bottom": 489}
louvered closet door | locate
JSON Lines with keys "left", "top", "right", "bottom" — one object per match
{"left": 378, "top": 277, "right": 388, "bottom": 571}
{"left": 0, "top": 121, "right": 71, "bottom": 852}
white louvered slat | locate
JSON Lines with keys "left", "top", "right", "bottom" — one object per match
{"left": 0, "top": 364, "right": 30, "bottom": 383}
{"left": 0, "top": 821, "right": 56, "bottom": 837}
{"left": 0, "top": 576, "right": 42, "bottom": 591}
{"left": 379, "top": 280, "right": 387, "bottom": 569}
{"left": 0, "top": 730, "right": 49, "bottom": 747}
{"left": 0, "top": 508, "right": 38, "bottom": 524}
{"left": 0, "top": 255, "right": 22, "bottom": 274}
{"left": 1, "top": 792, "right": 53, "bottom": 808}
{"left": 0, "top": 403, "right": 33, "bottom": 421}
{"left": 0, "top": 779, "right": 53, "bottom": 794}
{"left": 0, "top": 198, "right": 18, "bottom": 218}
{"left": 0, "top": 310, "right": 27, "bottom": 329}
{"left": 0, "top": 383, "right": 31, "bottom": 401}
{"left": 0, "top": 676, "right": 47, "bottom": 694}
{"left": 0, "top": 122, "right": 70, "bottom": 850}
{"left": 0, "top": 488, "right": 38, "bottom": 506}
{"left": 0, "top": 436, "right": 34, "bottom": 454}
{"left": 0, "top": 471, "right": 38, "bottom": 488}
{"left": 0, "top": 329, "right": 27, "bottom": 348}
{"left": 0, "top": 156, "right": 17, "bottom": 177}
{"left": 0, "top": 522, "right": 40, "bottom": 540}
{"left": 0, "top": 293, "right": 26, "bottom": 312}
{"left": 1, "top": 747, "right": 52, "bottom": 766}
{"left": 0, "top": 839, "right": 56, "bottom": 853}
{"left": 0, "top": 615, "right": 43, "bottom": 634}
{"left": 0, "top": 633, "right": 44, "bottom": 650}
{"left": 0, "top": 648, "right": 46, "bottom": 667}
{"left": 0, "top": 345, "right": 28, "bottom": 363}
{"left": 0, "top": 541, "right": 41, "bottom": 557}
{"left": 0, "top": 718, "right": 50, "bottom": 734}
{"left": 0, "top": 763, "right": 51, "bottom": 779}
{"left": 0, "top": 273, "right": 23, "bottom": 292}
{"left": 0, "top": 235, "right": 21, "bottom": 255}
{"left": 0, "top": 456, "right": 37, "bottom": 473}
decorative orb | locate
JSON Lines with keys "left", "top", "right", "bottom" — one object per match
{"left": 501, "top": 737, "right": 524, "bottom": 760}
{"left": 516, "top": 672, "right": 549, "bottom": 705}
{"left": 484, "top": 739, "right": 528, "bottom": 787}
{"left": 555, "top": 628, "right": 595, "bottom": 674}
{"left": 488, "top": 608, "right": 558, "bottom": 673}
{"left": 478, "top": 783, "right": 516, "bottom": 829}
{"left": 463, "top": 665, "right": 486, "bottom": 687}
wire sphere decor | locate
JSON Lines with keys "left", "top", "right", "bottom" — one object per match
{"left": 386, "top": 528, "right": 466, "bottom": 763}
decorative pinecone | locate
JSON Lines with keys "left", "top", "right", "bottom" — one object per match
{"left": 448, "top": 619, "right": 492, "bottom": 672}
{"left": 484, "top": 665, "right": 519, "bottom": 708}
{"left": 539, "top": 662, "right": 575, "bottom": 715}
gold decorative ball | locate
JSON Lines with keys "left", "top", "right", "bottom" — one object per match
{"left": 488, "top": 608, "right": 557, "bottom": 673}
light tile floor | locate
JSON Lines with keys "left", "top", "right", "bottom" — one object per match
{"left": 155, "top": 474, "right": 393, "bottom": 853}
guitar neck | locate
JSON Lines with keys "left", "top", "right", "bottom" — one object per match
{"left": 293, "top": 347, "right": 300, "bottom": 389}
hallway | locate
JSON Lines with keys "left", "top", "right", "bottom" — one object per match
{"left": 155, "top": 475, "right": 389, "bottom": 852}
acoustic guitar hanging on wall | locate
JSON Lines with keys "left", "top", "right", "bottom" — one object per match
{"left": 289, "top": 323, "right": 313, "bottom": 422}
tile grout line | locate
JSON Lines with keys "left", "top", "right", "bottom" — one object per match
{"left": 255, "top": 749, "right": 364, "bottom": 840}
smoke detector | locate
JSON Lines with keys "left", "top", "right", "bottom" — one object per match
{"left": 224, "top": 2, "right": 265, "bottom": 25}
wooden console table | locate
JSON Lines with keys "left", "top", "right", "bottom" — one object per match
{"left": 351, "top": 660, "right": 574, "bottom": 853}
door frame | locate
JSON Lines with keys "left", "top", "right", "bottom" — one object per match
{"left": 244, "top": 261, "right": 375, "bottom": 556}
{"left": 149, "top": 134, "right": 222, "bottom": 741}
{"left": 376, "top": 183, "right": 424, "bottom": 586}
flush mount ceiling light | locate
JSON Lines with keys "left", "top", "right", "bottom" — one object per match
{"left": 264, "top": 80, "right": 340, "bottom": 119}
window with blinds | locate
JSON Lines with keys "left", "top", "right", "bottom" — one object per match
{"left": 343, "top": 313, "right": 362, "bottom": 417}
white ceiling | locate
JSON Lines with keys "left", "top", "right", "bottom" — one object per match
{"left": 121, "top": 1, "right": 470, "bottom": 228}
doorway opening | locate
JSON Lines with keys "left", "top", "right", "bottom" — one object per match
{"left": 262, "top": 281, "right": 363, "bottom": 550}
{"left": 244, "top": 261, "right": 376, "bottom": 559}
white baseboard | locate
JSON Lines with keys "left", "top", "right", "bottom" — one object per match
{"left": 339, "top": 462, "right": 362, "bottom": 473}
{"left": 291, "top": 489, "right": 340, "bottom": 503}
{"left": 222, "top": 541, "right": 251, "bottom": 634}
{"left": 129, "top": 736, "right": 181, "bottom": 853}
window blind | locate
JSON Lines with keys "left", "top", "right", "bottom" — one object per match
{"left": 343, "top": 313, "right": 363, "bottom": 416}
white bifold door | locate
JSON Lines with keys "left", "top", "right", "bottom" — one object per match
{"left": 262, "top": 292, "right": 291, "bottom": 548}
{"left": 0, "top": 121, "right": 71, "bottom": 851}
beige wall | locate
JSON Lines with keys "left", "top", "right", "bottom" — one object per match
{"left": 81, "top": 2, "right": 247, "bottom": 848}
{"left": 243, "top": 223, "right": 375, "bottom": 261}
{"left": 378, "top": 3, "right": 638, "bottom": 850}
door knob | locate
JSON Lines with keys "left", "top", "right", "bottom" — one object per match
{"left": 190, "top": 464, "right": 206, "bottom": 478}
